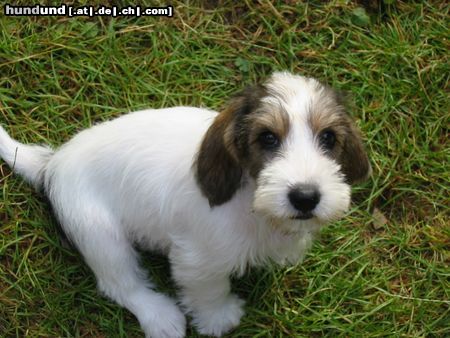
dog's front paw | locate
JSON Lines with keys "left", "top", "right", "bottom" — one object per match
{"left": 192, "top": 294, "right": 245, "bottom": 337}
{"left": 140, "top": 296, "right": 186, "bottom": 338}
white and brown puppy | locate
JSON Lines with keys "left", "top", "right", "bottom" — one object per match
{"left": 0, "top": 72, "right": 370, "bottom": 337}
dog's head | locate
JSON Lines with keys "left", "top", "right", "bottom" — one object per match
{"left": 195, "top": 72, "right": 371, "bottom": 223}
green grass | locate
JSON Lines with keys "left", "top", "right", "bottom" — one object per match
{"left": 1, "top": 1, "right": 449, "bottom": 337}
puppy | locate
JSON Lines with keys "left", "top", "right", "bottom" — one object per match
{"left": 0, "top": 72, "right": 370, "bottom": 337}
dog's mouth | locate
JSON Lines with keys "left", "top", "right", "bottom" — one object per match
{"left": 290, "top": 211, "right": 314, "bottom": 220}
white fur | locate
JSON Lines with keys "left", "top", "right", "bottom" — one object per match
{"left": 0, "top": 72, "right": 355, "bottom": 337}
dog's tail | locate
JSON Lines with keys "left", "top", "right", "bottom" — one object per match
{"left": 0, "top": 125, "right": 54, "bottom": 189}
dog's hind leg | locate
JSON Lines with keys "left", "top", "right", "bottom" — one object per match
{"left": 58, "top": 205, "right": 186, "bottom": 338}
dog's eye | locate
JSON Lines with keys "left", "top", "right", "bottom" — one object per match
{"left": 258, "top": 131, "right": 280, "bottom": 149}
{"left": 319, "top": 129, "right": 336, "bottom": 150}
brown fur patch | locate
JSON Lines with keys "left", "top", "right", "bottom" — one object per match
{"left": 195, "top": 85, "right": 268, "bottom": 206}
{"left": 249, "top": 105, "right": 290, "bottom": 141}
{"left": 243, "top": 105, "right": 290, "bottom": 177}
{"left": 309, "top": 87, "right": 348, "bottom": 158}
{"left": 309, "top": 85, "right": 371, "bottom": 184}
{"left": 340, "top": 122, "right": 372, "bottom": 184}
{"left": 196, "top": 119, "right": 243, "bottom": 207}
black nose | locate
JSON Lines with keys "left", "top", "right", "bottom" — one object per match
{"left": 288, "top": 184, "right": 321, "bottom": 213}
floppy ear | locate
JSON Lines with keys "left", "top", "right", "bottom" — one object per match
{"left": 195, "top": 85, "right": 266, "bottom": 207}
{"left": 195, "top": 108, "right": 242, "bottom": 207}
{"left": 340, "top": 122, "right": 372, "bottom": 184}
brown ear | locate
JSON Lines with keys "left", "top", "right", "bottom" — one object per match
{"left": 195, "top": 112, "right": 242, "bottom": 207}
{"left": 195, "top": 85, "right": 266, "bottom": 206}
{"left": 340, "top": 122, "right": 371, "bottom": 184}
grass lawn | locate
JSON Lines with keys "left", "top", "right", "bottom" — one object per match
{"left": 0, "top": 1, "right": 448, "bottom": 337}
